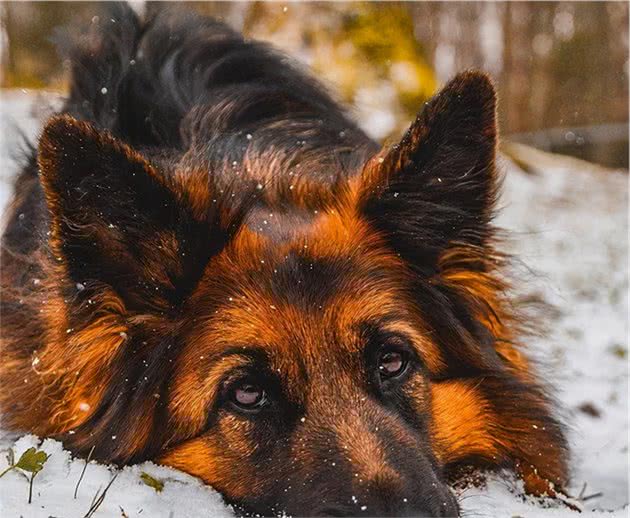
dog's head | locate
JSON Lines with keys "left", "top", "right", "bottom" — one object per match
{"left": 34, "top": 72, "right": 566, "bottom": 516}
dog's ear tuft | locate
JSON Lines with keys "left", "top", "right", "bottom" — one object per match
{"left": 361, "top": 71, "right": 499, "bottom": 276}
{"left": 38, "top": 115, "right": 234, "bottom": 310}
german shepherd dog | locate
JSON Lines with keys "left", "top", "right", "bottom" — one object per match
{"left": 1, "top": 4, "right": 568, "bottom": 516}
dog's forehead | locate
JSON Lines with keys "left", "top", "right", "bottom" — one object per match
{"left": 187, "top": 227, "right": 442, "bottom": 376}
{"left": 200, "top": 246, "right": 408, "bottom": 342}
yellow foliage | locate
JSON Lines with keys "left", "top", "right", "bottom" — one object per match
{"left": 340, "top": 3, "right": 437, "bottom": 100}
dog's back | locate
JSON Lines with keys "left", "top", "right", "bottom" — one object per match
{"left": 62, "top": 4, "right": 374, "bottom": 168}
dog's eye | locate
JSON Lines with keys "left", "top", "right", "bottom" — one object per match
{"left": 231, "top": 382, "right": 266, "bottom": 409}
{"left": 378, "top": 350, "right": 408, "bottom": 379}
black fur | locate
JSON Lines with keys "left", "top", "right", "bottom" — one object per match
{"left": 57, "top": 3, "right": 375, "bottom": 172}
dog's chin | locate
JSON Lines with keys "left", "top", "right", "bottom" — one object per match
{"left": 227, "top": 486, "right": 460, "bottom": 518}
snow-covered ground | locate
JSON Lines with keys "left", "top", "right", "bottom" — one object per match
{"left": 0, "top": 90, "right": 628, "bottom": 517}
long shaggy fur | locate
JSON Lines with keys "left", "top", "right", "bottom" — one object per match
{"left": 1, "top": 4, "right": 568, "bottom": 517}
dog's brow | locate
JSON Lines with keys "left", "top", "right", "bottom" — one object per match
{"left": 208, "top": 346, "right": 269, "bottom": 365}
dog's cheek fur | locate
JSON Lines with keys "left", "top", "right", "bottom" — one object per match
{"left": 431, "top": 378, "right": 568, "bottom": 491}
{"left": 158, "top": 422, "right": 266, "bottom": 501}
{"left": 159, "top": 412, "right": 300, "bottom": 515}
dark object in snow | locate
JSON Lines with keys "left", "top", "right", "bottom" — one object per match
{"left": 0, "top": 2, "right": 569, "bottom": 517}
{"left": 83, "top": 473, "right": 118, "bottom": 518}
{"left": 577, "top": 402, "right": 602, "bottom": 418}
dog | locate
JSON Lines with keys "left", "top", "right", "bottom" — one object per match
{"left": 0, "top": 4, "right": 568, "bottom": 516}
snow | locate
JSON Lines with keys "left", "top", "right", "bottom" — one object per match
{"left": 0, "top": 435, "right": 232, "bottom": 518}
{"left": 0, "top": 90, "right": 628, "bottom": 517}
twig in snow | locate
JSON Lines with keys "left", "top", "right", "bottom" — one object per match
{"left": 88, "top": 483, "right": 101, "bottom": 510}
{"left": 573, "top": 482, "right": 603, "bottom": 503}
{"left": 581, "top": 491, "right": 604, "bottom": 502}
{"left": 553, "top": 490, "right": 584, "bottom": 513}
{"left": 83, "top": 472, "right": 118, "bottom": 518}
{"left": 578, "top": 482, "right": 587, "bottom": 500}
{"left": 74, "top": 445, "right": 95, "bottom": 499}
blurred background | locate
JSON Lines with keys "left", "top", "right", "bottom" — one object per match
{"left": 0, "top": 1, "right": 628, "bottom": 168}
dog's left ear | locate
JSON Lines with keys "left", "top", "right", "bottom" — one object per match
{"left": 361, "top": 71, "right": 498, "bottom": 276}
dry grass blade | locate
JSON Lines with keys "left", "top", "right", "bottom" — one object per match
{"left": 83, "top": 472, "right": 118, "bottom": 518}
{"left": 74, "top": 445, "right": 95, "bottom": 499}
{"left": 581, "top": 492, "right": 604, "bottom": 502}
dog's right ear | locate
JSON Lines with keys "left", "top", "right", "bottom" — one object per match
{"left": 38, "top": 115, "right": 239, "bottom": 311}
